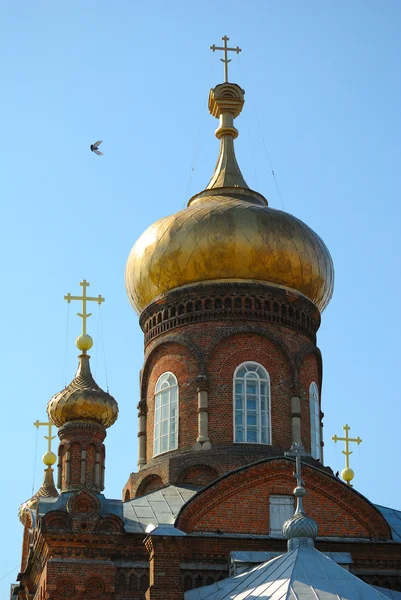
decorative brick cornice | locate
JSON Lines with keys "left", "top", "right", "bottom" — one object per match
{"left": 140, "top": 282, "right": 319, "bottom": 347}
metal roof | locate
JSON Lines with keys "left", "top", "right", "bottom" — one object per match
{"left": 37, "top": 487, "right": 401, "bottom": 543}
{"left": 185, "top": 545, "right": 392, "bottom": 600}
{"left": 122, "top": 485, "right": 200, "bottom": 533}
{"left": 375, "top": 505, "right": 401, "bottom": 542}
{"left": 374, "top": 588, "right": 401, "bottom": 600}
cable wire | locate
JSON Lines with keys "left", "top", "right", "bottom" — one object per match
{"left": 237, "top": 54, "right": 286, "bottom": 210}
{"left": 0, "top": 564, "right": 20, "bottom": 583}
{"left": 98, "top": 305, "right": 109, "bottom": 392}
{"left": 31, "top": 425, "right": 39, "bottom": 495}
{"left": 62, "top": 302, "right": 70, "bottom": 387}
{"left": 183, "top": 56, "right": 214, "bottom": 206}
{"left": 95, "top": 303, "right": 101, "bottom": 377}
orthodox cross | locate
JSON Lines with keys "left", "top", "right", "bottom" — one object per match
{"left": 210, "top": 35, "right": 241, "bottom": 82}
{"left": 285, "top": 442, "right": 308, "bottom": 513}
{"left": 64, "top": 279, "right": 104, "bottom": 336}
{"left": 33, "top": 420, "right": 56, "bottom": 453}
{"left": 285, "top": 442, "right": 308, "bottom": 488}
{"left": 332, "top": 424, "right": 362, "bottom": 470}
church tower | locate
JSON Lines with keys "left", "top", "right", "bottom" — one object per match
{"left": 13, "top": 41, "right": 400, "bottom": 600}
{"left": 123, "top": 41, "right": 334, "bottom": 499}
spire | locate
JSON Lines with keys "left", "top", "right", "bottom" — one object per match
{"left": 48, "top": 279, "right": 118, "bottom": 429}
{"left": 19, "top": 427, "right": 58, "bottom": 524}
{"left": 282, "top": 443, "right": 318, "bottom": 550}
{"left": 206, "top": 37, "right": 249, "bottom": 191}
{"left": 46, "top": 280, "right": 118, "bottom": 493}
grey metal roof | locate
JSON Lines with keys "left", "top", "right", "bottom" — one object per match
{"left": 185, "top": 546, "right": 391, "bottom": 600}
{"left": 122, "top": 485, "right": 200, "bottom": 533}
{"left": 374, "top": 588, "right": 401, "bottom": 600}
{"left": 375, "top": 504, "right": 401, "bottom": 542}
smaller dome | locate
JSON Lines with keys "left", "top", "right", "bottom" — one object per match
{"left": 282, "top": 510, "right": 318, "bottom": 541}
{"left": 47, "top": 354, "right": 118, "bottom": 428}
{"left": 19, "top": 467, "right": 58, "bottom": 524}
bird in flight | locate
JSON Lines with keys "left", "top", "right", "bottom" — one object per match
{"left": 90, "top": 140, "right": 103, "bottom": 155}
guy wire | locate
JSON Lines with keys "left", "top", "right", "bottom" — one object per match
{"left": 99, "top": 305, "right": 109, "bottom": 392}
{"left": 95, "top": 303, "right": 101, "bottom": 376}
{"left": 62, "top": 302, "right": 70, "bottom": 387}
{"left": 183, "top": 56, "right": 213, "bottom": 207}
{"left": 237, "top": 55, "right": 286, "bottom": 211}
{"left": 31, "top": 425, "right": 39, "bottom": 495}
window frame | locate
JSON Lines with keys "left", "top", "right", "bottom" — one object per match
{"left": 153, "top": 372, "right": 179, "bottom": 457}
{"left": 233, "top": 361, "right": 271, "bottom": 445}
{"left": 309, "top": 381, "right": 321, "bottom": 460}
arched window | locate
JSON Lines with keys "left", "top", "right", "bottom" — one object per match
{"left": 309, "top": 382, "right": 321, "bottom": 460}
{"left": 153, "top": 373, "right": 178, "bottom": 456}
{"left": 233, "top": 362, "right": 271, "bottom": 444}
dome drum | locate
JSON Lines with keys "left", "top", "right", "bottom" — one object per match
{"left": 140, "top": 281, "right": 321, "bottom": 346}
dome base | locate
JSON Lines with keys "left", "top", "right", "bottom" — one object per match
{"left": 140, "top": 281, "right": 320, "bottom": 347}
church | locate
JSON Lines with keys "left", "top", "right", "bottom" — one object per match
{"left": 13, "top": 39, "right": 401, "bottom": 600}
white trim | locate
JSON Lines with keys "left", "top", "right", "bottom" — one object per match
{"left": 233, "top": 361, "right": 271, "bottom": 445}
{"left": 153, "top": 372, "right": 179, "bottom": 457}
{"left": 309, "top": 381, "right": 321, "bottom": 460}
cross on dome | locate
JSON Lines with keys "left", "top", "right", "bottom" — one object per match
{"left": 210, "top": 35, "right": 241, "bottom": 82}
{"left": 64, "top": 279, "right": 104, "bottom": 352}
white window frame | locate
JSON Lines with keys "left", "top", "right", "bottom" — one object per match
{"left": 233, "top": 362, "right": 271, "bottom": 445}
{"left": 269, "top": 495, "right": 294, "bottom": 536}
{"left": 153, "top": 372, "right": 179, "bottom": 457}
{"left": 309, "top": 382, "right": 321, "bottom": 460}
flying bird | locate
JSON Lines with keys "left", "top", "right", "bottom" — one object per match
{"left": 90, "top": 140, "right": 103, "bottom": 155}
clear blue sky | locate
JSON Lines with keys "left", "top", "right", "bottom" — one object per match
{"left": 1, "top": 0, "right": 400, "bottom": 592}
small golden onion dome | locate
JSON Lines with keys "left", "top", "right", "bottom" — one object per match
{"left": 125, "top": 81, "right": 334, "bottom": 314}
{"left": 47, "top": 354, "right": 118, "bottom": 428}
{"left": 19, "top": 466, "right": 58, "bottom": 524}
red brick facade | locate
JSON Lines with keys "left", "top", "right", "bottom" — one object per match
{"left": 15, "top": 284, "right": 401, "bottom": 599}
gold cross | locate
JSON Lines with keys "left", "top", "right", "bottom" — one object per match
{"left": 34, "top": 420, "right": 56, "bottom": 454}
{"left": 210, "top": 35, "right": 241, "bottom": 82}
{"left": 64, "top": 279, "right": 104, "bottom": 336}
{"left": 332, "top": 424, "right": 362, "bottom": 485}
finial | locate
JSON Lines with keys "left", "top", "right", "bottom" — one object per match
{"left": 19, "top": 420, "right": 59, "bottom": 523}
{"left": 34, "top": 420, "right": 57, "bottom": 466}
{"left": 210, "top": 35, "right": 241, "bottom": 82}
{"left": 332, "top": 424, "right": 362, "bottom": 486}
{"left": 64, "top": 280, "right": 104, "bottom": 353}
{"left": 283, "top": 443, "right": 318, "bottom": 549}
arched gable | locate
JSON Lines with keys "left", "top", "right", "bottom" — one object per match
{"left": 175, "top": 457, "right": 391, "bottom": 540}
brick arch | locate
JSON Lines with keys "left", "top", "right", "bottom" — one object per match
{"left": 136, "top": 473, "right": 164, "bottom": 497}
{"left": 175, "top": 457, "right": 391, "bottom": 540}
{"left": 295, "top": 344, "right": 323, "bottom": 387}
{"left": 141, "top": 334, "right": 205, "bottom": 399}
{"left": 95, "top": 513, "right": 125, "bottom": 534}
{"left": 205, "top": 325, "right": 296, "bottom": 383}
{"left": 66, "top": 489, "right": 101, "bottom": 516}
{"left": 206, "top": 330, "right": 294, "bottom": 449}
{"left": 177, "top": 464, "right": 219, "bottom": 486}
{"left": 41, "top": 510, "right": 70, "bottom": 532}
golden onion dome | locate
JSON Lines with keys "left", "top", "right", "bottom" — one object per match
{"left": 19, "top": 466, "right": 58, "bottom": 524}
{"left": 125, "top": 81, "right": 334, "bottom": 314}
{"left": 47, "top": 354, "right": 118, "bottom": 428}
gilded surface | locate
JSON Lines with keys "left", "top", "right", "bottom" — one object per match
{"left": 47, "top": 355, "right": 118, "bottom": 428}
{"left": 126, "top": 194, "right": 334, "bottom": 314}
{"left": 19, "top": 467, "right": 58, "bottom": 523}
